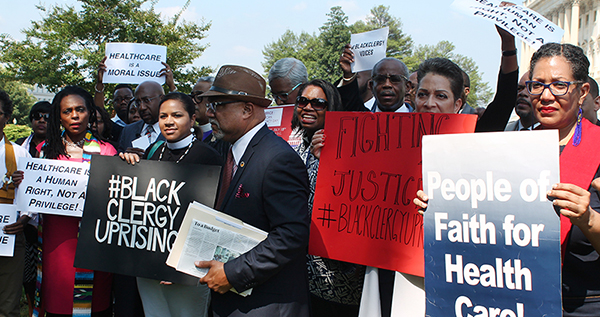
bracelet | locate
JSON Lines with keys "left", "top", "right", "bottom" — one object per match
{"left": 95, "top": 83, "right": 104, "bottom": 93}
{"left": 342, "top": 73, "right": 356, "bottom": 82}
{"left": 502, "top": 49, "right": 517, "bottom": 57}
{"left": 171, "top": 87, "right": 178, "bottom": 92}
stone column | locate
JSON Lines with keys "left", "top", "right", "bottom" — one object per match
{"left": 571, "top": 0, "right": 580, "bottom": 45}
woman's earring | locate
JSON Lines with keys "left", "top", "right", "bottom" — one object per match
{"left": 573, "top": 106, "right": 583, "bottom": 146}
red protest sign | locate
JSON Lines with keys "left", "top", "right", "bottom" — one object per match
{"left": 265, "top": 105, "right": 302, "bottom": 148}
{"left": 309, "top": 112, "right": 477, "bottom": 277}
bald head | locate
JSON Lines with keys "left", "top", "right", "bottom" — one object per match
{"left": 135, "top": 81, "right": 165, "bottom": 124}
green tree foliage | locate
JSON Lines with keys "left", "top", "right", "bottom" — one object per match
{"left": 0, "top": 0, "right": 212, "bottom": 97}
{"left": 261, "top": 30, "right": 316, "bottom": 75}
{"left": 349, "top": 5, "right": 413, "bottom": 59}
{"left": 405, "top": 41, "right": 493, "bottom": 107}
{"left": 0, "top": 68, "right": 37, "bottom": 125}
{"left": 261, "top": 6, "right": 349, "bottom": 83}
{"left": 4, "top": 124, "right": 32, "bottom": 142}
{"left": 262, "top": 5, "right": 492, "bottom": 107}
{"left": 311, "top": 7, "right": 351, "bottom": 82}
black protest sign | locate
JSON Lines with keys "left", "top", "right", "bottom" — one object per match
{"left": 74, "top": 155, "right": 221, "bottom": 284}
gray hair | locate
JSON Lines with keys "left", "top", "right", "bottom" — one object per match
{"left": 268, "top": 58, "right": 308, "bottom": 86}
{"left": 197, "top": 76, "right": 214, "bottom": 84}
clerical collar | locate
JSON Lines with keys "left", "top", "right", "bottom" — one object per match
{"left": 167, "top": 133, "right": 194, "bottom": 150}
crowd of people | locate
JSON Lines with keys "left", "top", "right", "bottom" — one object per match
{"left": 1, "top": 22, "right": 600, "bottom": 317}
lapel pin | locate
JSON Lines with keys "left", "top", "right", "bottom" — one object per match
{"left": 240, "top": 161, "right": 245, "bottom": 168}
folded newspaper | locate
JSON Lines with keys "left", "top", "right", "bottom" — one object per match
{"left": 166, "top": 201, "right": 267, "bottom": 296}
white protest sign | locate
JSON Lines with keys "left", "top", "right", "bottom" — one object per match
{"left": 350, "top": 27, "right": 389, "bottom": 73}
{"left": 0, "top": 204, "right": 17, "bottom": 257}
{"left": 16, "top": 158, "right": 90, "bottom": 217}
{"left": 103, "top": 43, "right": 167, "bottom": 85}
{"left": 131, "top": 135, "right": 151, "bottom": 151}
{"left": 452, "top": 0, "right": 563, "bottom": 50}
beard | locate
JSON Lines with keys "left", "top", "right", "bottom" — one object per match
{"left": 209, "top": 118, "right": 225, "bottom": 140}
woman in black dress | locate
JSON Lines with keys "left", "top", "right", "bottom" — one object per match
{"left": 120, "top": 92, "right": 221, "bottom": 317}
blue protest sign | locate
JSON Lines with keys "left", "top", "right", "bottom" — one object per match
{"left": 423, "top": 130, "right": 561, "bottom": 317}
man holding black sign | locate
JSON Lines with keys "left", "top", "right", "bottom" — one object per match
{"left": 195, "top": 65, "right": 310, "bottom": 317}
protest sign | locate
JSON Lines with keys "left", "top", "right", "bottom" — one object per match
{"left": 265, "top": 105, "right": 301, "bottom": 148}
{"left": 103, "top": 43, "right": 167, "bottom": 85}
{"left": 423, "top": 130, "right": 561, "bottom": 317}
{"left": 16, "top": 158, "right": 89, "bottom": 217}
{"left": 309, "top": 112, "right": 477, "bottom": 276}
{"left": 74, "top": 156, "right": 221, "bottom": 284}
{"left": 0, "top": 204, "right": 17, "bottom": 257}
{"left": 452, "top": 0, "right": 563, "bottom": 50}
{"left": 350, "top": 27, "right": 389, "bottom": 73}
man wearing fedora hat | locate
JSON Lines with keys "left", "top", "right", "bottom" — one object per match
{"left": 195, "top": 65, "right": 310, "bottom": 317}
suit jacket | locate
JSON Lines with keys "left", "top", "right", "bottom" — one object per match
{"left": 337, "top": 78, "right": 371, "bottom": 112}
{"left": 117, "top": 120, "right": 165, "bottom": 153}
{"left": 212, "top": 125, "right": 310, "bottom": 317}
{"left": 460, "top": 103, "right": 477, "bottom": 114}
{"left": 505, "top": 120, "right": 520, "bottom": 131}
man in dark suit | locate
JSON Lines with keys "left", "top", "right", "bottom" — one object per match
{"left": 195, "top": 65, "right": 310, "bottom": 317}
{"left": 117, "top": 81, "right": 166, "bottom": 153}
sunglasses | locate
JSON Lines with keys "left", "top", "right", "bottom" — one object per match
{"left": 269, "top": 83, "right": 302, "bottom": 102}
{"left": 296, "top": 96, "right": 328, "bottom": 110}
{"left": 372, "top": 74, "right": 407, "bottom": 84}
{"left": 32, "top": 113, "right": 50, "bottom": 120}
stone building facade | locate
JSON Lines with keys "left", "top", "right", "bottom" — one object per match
{"left": 521, "top": 0, "right": 600, "bottom": 82}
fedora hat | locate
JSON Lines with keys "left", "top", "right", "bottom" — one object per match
{"left": 200, "top": 65, "right": 272, "bottom": 107}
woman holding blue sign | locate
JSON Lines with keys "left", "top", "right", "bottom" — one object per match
{"left": 415, "top": 43, "right": 600, "bottom": 316}
{"left": 120, "top": 92, "right": 221, "bottom": 317}
{"left": 14, "top": 86, "right": 117, "bottom": 317}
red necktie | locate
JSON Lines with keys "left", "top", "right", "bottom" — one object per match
{"left": 216, "top": 147, "right": 234, "bottom": 209}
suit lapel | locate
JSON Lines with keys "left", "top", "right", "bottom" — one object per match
{"left": 220, "top": 126, "right": 270, "bottom": 210}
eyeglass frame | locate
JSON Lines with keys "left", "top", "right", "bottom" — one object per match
{"left": 113, "top": 96, "right": 133, "bottom": 104}
{"left": 189, "top": 91, "right": 204, "bottom": 104}
{"left": 132, "top": 95, "right": 162, "bottom": 107}
{"left": 525, "top": 80, "right": 585, "bottom": 96}
{"left": 206, "top": 100, "right": 243, "bottom": 112}
{"left": 269, "top": 83, "right": 302, "bottom": 102}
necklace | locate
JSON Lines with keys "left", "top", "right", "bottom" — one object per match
{"left": 158, "top": 136, "right": 196, "bottom": 163}
{"left": 63, "top": 136, "right": 85, "bottom": 149}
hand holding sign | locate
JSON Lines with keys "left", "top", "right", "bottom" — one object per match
{"left": 339, "top": 44, "right": 355, "bottom": 79}
{"left": 349, "top": 27, "right": 389, "bottom": 73}
{"left": 160, "top": 62, "right": 177, "bottom": 92}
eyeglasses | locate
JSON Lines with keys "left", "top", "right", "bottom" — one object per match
{"left": 269, "top": 83, "right": 302, "bottom": 102}
{"left": 296, "top": 96, "right": 328, "bottom": 111}
{"left": 132, "top": 95, "right": 162, "bottom": 106}
{"left": 206, "top": 100, "right": 242, "bottom": 112}
{"left": 32, "top": 113, "right": 50, "bottom": 120}
{"left": 372, "top": 74, "right": 408, "bottom": 84}
{"left": 113, "top": 96, "right": 133, "bottom": 104}
{"left": 189, "top": 92, "right": 204, "bottom": 104}
{"left": 525, "top": 80, "right": 584, "bottom": 96}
